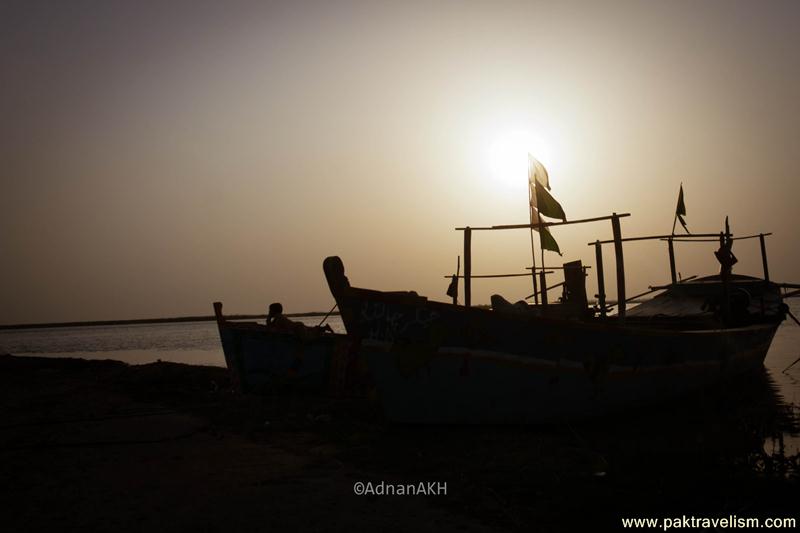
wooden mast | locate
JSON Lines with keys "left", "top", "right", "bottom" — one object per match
{"left": 537, "top": 209, "right": 548, "bottom": 306}
{"left": 719, "top": 230, "right": 731, "bottom": 323}
{"left": 594, "top": 240, "right": 607, "bottom": 317}
{"left": 759, "top": 233, "right": 770, "bottom": 282}
{"left": 463, "top": 227, "right": 472, "bottom": 307}
{"left": 611, "top": 213, "right": 626, "bottom": 321}
{"left": 528, "top": 180, "right": 539, "bottom": 304}
{"left": 667, "top": 237, "right": 677, "bottom": 284}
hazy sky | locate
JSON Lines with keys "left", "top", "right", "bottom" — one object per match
{"left": 2, "top": 0, "right": 798, "bottom": 323}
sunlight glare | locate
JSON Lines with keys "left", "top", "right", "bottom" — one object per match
{"left": 486, "top": 130, "right": 554, "bottom": 190}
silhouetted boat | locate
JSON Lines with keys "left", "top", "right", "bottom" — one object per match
{"left": 323, "top": 212, "right": 795, "bottom": 423}
{"left": 212, "top": 302, "right": 349, "bottom": 394}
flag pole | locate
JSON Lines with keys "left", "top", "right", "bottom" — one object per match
{"left": 538, "top": 208, "right": 547, "bottom": 305}
{"left": 535, "top": 168, "right": 546, "bottom": 304}
{"left": 528, "top": 182, "right": 539, "bottom": 304}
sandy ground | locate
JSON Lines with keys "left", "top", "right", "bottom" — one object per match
{"left": 0, "top": 354, "right": 796, "bottom": 532}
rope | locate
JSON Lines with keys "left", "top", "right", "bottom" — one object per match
{"left": 316, "top": 303, "right": 338, "bottom": 327}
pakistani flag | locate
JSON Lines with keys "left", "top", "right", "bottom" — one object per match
{"left": 528, "top": 154, "right": 565, "bottom": 255}
{"left": 533, "top": 181, "right": 566, "bottom": 221}
{"left": 537, "top": 225, "right": 561, "bottom": 255}
{"left": 674, "top": 184, "right": 689, "bottom": 234}
{"left": 528, "top": 153, "right": 550, "bottom": 190}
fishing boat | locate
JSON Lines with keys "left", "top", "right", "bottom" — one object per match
{"left": 212, "top": 302, "right": 351, "bottom": 394}
{"left": 322, "top": 211, "right": 797, "bottom": 424}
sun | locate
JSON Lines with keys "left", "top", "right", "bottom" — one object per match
{"left": 486, "top": 130, "right": 554, "bottom": 188}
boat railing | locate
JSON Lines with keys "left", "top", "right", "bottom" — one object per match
{"left": 454, "top": 212, "right": 775, "bottom": 324}
{"left": 660, "top": 233, "right": 773, "bottom": 284}
{"left": 589, "top": 230, "right": 774, "bottom": 321}
{"left": 454, "top": 213, "right": 632, "bottom": 317}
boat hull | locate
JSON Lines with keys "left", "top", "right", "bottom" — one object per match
{"left": 363, "top": 325, "right": 776, "bottom": 423}
{"left": 218, "top": 325, "right": 344, "bottom": 393}
{"left": 213, "top": 303, "right": 348, "bottom": 394}
{"left": 323, "top": 256, "right": 781, "bottom": 423}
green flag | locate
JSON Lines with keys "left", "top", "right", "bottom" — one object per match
{"left": 533, "top": 179, "right": 566, "bottom": 221}
{"left": 528, "top": 154, "right": 550, "bottom": 190}
{"left": 527, "top": 154, "right": 564, "bottom": 254}
{"left": 537, "top": 224, "right": 562, "bottom": 255}
{"left": 528, "top": 154, "right": 565, "bottom": 220}
{"left": 675, "top": 184, "right": 689, "bottom": 233}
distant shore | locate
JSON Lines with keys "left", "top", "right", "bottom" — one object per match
{"left": 0, "top": 311, "right": 340, "bottom": 331}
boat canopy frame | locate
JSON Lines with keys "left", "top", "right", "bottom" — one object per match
{"left": 452, "top": 213, "right": 774, "bottom": 323}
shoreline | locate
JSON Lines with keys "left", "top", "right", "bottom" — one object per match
{"left": 1, "top": 353, "right": 797, "bottom": 531}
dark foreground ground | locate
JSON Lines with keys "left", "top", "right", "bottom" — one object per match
{"left": 1, "top": 354, "right": 797, "bottom": 532}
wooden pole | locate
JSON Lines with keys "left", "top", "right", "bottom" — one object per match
{"left": 611, "top": 214, "right": 626, "bottom": 321}
{"left": 213, "top": 301, "right": 225, "bottom": 325}
{"left": 456, "top": 213, "right": 631, "bottom": 232}
{"left": 528, "top": 183, "right": 539, "bottom": 304}
{"left": 719, "top": 231, "right": 730, "bottom": 323}
{"left": 539, "top": 270, "right": 548, "bottom": 305}
{"left": 667, "top": 237, "right": 677, "bottom": 284}
{"left": 759, "top": 233, "right": 770, "bottom": 282}
{"left": 526, "top": 280, "right": 566, "bottom": 301}
{"left": 623, "top": 275, "right": 699, "bottom": 303}
{"left": 666, "top": 233, "right": 770, "bottom": 243}
{"left": 447, "top": 272, "right": 549, "bottom": 279}
{"left": 530, "top": 236, "right": 539, "bottom": 304}
{"left": 464, "top": 227, "right": 472, "bottom": 307}
{"left": 594, "top": 241, "right": 607, "bottom": 317}
{"left": 591, "top": 232, "right": 720, "bottom": 245}
{"left": 537, "top": 209, "right": 547, "bottom": 306}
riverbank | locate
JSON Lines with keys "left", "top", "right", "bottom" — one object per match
{"left": 1, "top": 354, "right": 796, "bottom": 531}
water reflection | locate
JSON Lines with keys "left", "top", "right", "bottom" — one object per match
{"left": 595, "top": 367, "right": 800, "bottom": 481}
{"left": 756, "top": 372, "right": 799, "bottom": 477}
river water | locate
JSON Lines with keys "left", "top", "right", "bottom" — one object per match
{"left": 0, "top": 316, "right": 345, "bottom": 367}
{"left": 1, "top": 306, "right": 797, "bottom": 458}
